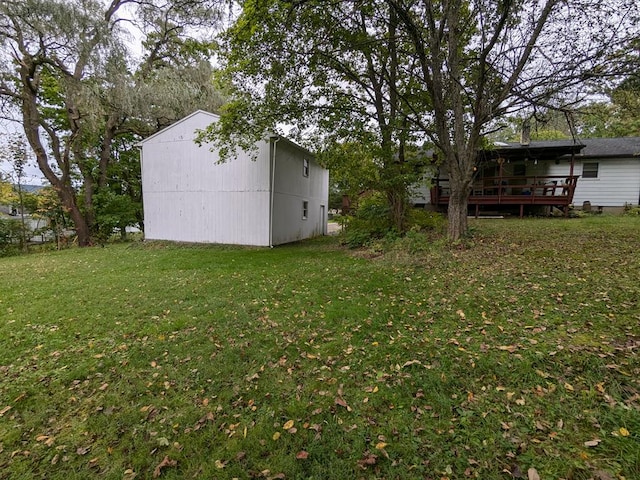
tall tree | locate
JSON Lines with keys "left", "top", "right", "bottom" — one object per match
{"left": 0, "top": 0, "right": 225, "bottom": 245}
{"left": 386, "top": 0, "right": 639, "bottom": 239}
{"left": 207, "top": 0, "right": 637, "bottom": 240}
{"left": 204, "top": 0, "right": 427, "bottom": 231}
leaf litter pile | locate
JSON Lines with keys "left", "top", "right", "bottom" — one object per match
{"left": 0, "top": 217, "right": 638, "bottom": 479}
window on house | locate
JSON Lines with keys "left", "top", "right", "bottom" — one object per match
{"left": 302, "top": 201, "right": 308, "bottom": 220}
{"left": 582, "top": 162, "right": 599, "bottom": 178}
{"left": 303, "top": 158, "right": 309, "bottom": 177}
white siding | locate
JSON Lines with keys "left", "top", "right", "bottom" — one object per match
{"left": 141, "top": 111, "right": 272, "bottom": 246}
{"left": 271, "top": 140, "right": 329, "bottom": 245}
{"left": 548, "top": 158, "right": 640, "bottom": 207}
{"left": 140, "top": 111, "right": 329, "bottom": 246}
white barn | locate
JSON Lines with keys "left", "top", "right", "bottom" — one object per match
{"left": 140, "top": 110, "right": 329, "bottom": 246}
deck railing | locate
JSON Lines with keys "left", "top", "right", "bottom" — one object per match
{"left": 430, "top": 175, "right": 580, "bottom": 215}
{"left": 431, "top": 175, "right": 579, "bottom": 205}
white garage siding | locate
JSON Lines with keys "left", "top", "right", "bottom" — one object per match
{"left": 271, "top": 138, "right": 329, "bottom": 245}
{"left": 140, "top": 110, "right": 329, "bottom": 246}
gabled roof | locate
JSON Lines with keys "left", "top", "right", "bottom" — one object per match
{"left": 136, "top": 110, "right": 318, "bottom": 158}
{"left": 480, "top": 140, "right": 585, "bottom": 162}
{"left": 136, "top": 110, "right": 220, "bottom": 146}
{"left": 482, "top": 137, "right": 640, "bottom": 162}
{"left": 578, "top": 137, "right": 640, "bottom": 158}
{"left": 268, "top": 134, "right": 316, "bottom": 159}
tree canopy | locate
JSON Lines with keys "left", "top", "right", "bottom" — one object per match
{"left": 206, "top": 0, "right": 639, "bottom": 240}
{"left": 0, "top": 0, "right": 226, "bottom": 245}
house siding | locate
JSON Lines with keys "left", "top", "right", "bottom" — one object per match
{"left": 549, "top": 158, "right": 640, "bottom": 207}
{"left": 574, "top": 160, "right": 640, "bottom": 207}
{"left": 140, "top": 111, "right": 329, "bottom": 246}
{"left": 271, "top": 139, "right": 329, "bottom": 245}
{"left": 141, "top": 111, "right": 272, "bottom": 246}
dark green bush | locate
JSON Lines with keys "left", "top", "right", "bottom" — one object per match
{"left": 407, "top": 208, "right": 446, "bottom": 232}
{"left": 0, "top": 217, "right": 23, "bottom": 257}
{"left": 343, "top": 193, "right": 446, "bottom": 248}
{"left": 343, "top": 193, "right": 395, "bottom": 248}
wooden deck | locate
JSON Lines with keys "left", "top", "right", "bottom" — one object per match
{"left": 431, "top": 175, "right": 580, "bottom": 217}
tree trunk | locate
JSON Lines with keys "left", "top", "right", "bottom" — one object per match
{"left": 447, "top": 187, "right": 469, "bottom": 241}
{"left": 21, "top": 89, "right": 93, "bottom": 247}
{"left": 443, "top": 147, "right": 476, "bottom": 242}
{"left": 387, "top": 188, "right": 406, "bottom": 232}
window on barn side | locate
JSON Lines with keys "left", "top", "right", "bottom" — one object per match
{"left": 303, "top": 158, "right": 310, "bottom": 177}
{"left": 302, "top": 201, "right": 308, "bottom": 220}
{"left": 582, "top": 162, "right": 599, "bottom": 179}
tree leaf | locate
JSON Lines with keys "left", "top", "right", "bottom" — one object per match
{"left": 283, "top": 420, "right": 294, "bottom": 430}
{"left": 152, "top": 456, "right": 177, "bottom": 478}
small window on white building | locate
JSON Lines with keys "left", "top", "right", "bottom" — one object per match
{"left": 303, "top": 158, "right": 310, "bottom": 177}
{"left": 302, "top": 201, "right": 308, "bottom": 220}
{"left": 582, "top": 162, "right": 599, "bottom": 179}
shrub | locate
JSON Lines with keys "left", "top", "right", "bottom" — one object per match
{"left": 343, "top": 193, "right": 395, "bottom": 248}
{"left": 622, "top": 203, "right": 640, "bottom": 216}
{"left": 0, "top": 217, "right": 23, "bottom": 257}
{"left": 407, "top": 208, "right": 446, "bottom": 232}
{"left": 342, "top": 193, "right": 448, "bottom": 248}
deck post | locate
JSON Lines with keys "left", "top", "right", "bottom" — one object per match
{"left": 569, "top": 151, "right": 575, "bottom": 177}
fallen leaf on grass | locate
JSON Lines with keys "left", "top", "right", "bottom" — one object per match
{"left": 0, "top": 406, "right": 11, "bottom": 416}
{"left": 528, "top": 467, "right": 540, "bottom": 480}
{"left": 509, "top": 464, "right": 524, "bottom": 478}
{"left": 296, "top": 450, "right": 309, "bottom": 460}
{"left": 593, "top": 469, "right": 615, "bottom": 480}
{"left": 283, "top": 420, "right": 294, "bottom": 430}
{"left": 402, "top": 359, "right": 422, "bottom": 368}
{"left": 619, "top": 427, "right": 630, "bottom": 437}
{"left": 584, "top": 439, "right": 601, "bottom": 447}
{"left": 375, "top": 442, "right": 387, "bottom": 450}
{"left": 357, "top": 452, "right": 378, "bottom": 469}
{"left": 153, "top": 456, "right": 177, "bottom": 478}
{"left": 335, "top": 397, "right": 352, "bottom": 411}
{"left": 497, "top": 345, "right": 517, "bottom": 353}
{"left": 76, "top": 446, "right": 90, "bottom": 456}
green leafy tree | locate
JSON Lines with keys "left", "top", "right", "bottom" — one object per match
{"left": 577, "top": 73, "right": 640, "bottom": 137}
{"left": 386, "top": 0, "right": 638, "bottom": 239}
{"left": 203, "top": 0, "right": 427, "bottom": 232}
{"left": 0, "top": 0, "right": 225, "bottom": 245}
{"left": 203, "top": 0, "right": 637, "bottom": 240}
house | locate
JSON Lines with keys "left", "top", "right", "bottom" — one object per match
{"left": 550, "top": 137, "right": 640, "bottom": 212}
{"left": 139, "top": 110, "right": 329, "bottom": 246}
{"left": 422, "top": 137, "right": 640, "bottom": 216}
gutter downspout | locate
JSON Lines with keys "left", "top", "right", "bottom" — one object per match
{"left": 269, "top": 136, "right": 280, "bottom": 248}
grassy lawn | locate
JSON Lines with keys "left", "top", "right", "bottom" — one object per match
{"left": 0, "top": 216, "right": 638, "bottom": 480}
